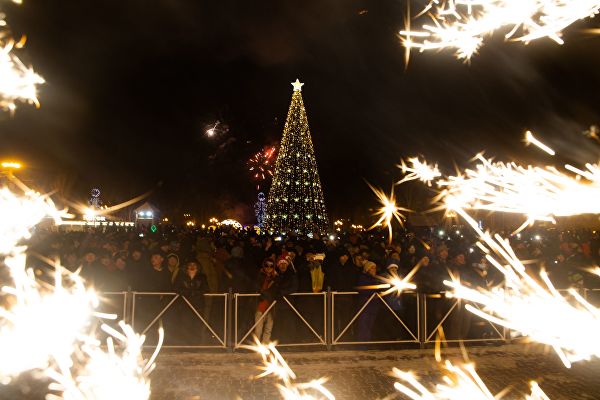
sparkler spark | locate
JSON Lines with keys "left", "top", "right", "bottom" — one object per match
{"left": 46, "top": 322, "right": 162, "bottom": 400}
{"left": 524, "top": 130, "right": 556, "bottom": 156}
{"left": 367, "top": 182, "right": 409, "bottom": 242}
{"left": 444, "top": 207, "right": 600, "bottom": 368}
{"left": 0, "top": 183, "right": 159, "bottom": 398}
{"left": 357, "top": 258, "right": 427, "bottom": 296}
{"left": 399, "top": 1, "right": 600, "bottom": 61}
{"left": 393, "top": 361, "right": 550, "bottom": 399}
{"left": 245, "top": 338, "right": 335, "bottom": 400}
{"left": 397, "top": 157, "right": 441, "bottom": 186}
{"left": 431, "top": 153, "right": 600, "bottom": 232}
{"left": 0, "top": 1, "right": 44, "bottom": 113}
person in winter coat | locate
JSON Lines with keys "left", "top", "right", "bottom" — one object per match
{"left": 225, "top": 246, "right": 253, "bottom": 293}
{"left": 166, "top": 253, "right": 180, "bottom": 285}
{"left": 175, "top": 260, "right": 208, "bottom": 343}
{"left": 254, "top": 258, "right": 277, "bottom": 342}
{"left": 324, "top": 249, "right": 359, "bottom": 292}
{"left": 196, "top": 237, "right": 218, "bottom": 319}
{"left": 144, "top": 251, "right": 172, "bottom": 292}
{"left": 176, "top": 260, "right": 208, "bottom": 301}
{"left": 356, "top": 261, "right": 381, "bottom": 343}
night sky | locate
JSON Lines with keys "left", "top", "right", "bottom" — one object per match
{"left": 1, "top": 0, "right": 600, "bottom": 223}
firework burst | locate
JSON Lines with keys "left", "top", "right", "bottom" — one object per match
{"left": 248, "top": 146, "right": 277, "bottom": 189}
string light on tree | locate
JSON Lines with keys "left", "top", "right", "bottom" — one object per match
{"left": 265, "top": 79, "right": 329, "bottom": 234}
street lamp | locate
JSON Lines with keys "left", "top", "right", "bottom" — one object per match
{"left": 1, "top": 161, "right": 21, "bottom": 169}
{"left": 1, "top": 161, "right": 22, "bottom": 180}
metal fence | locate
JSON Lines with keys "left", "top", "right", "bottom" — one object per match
{"left": 234, "top": 292, "right": 327, "bottom": 349}
{"left": 94, "top": 288, "right": 600, "bottom": 350}
{"left": 130, "top": 292, "right": 228, "bottom": 348}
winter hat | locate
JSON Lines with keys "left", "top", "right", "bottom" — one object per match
{"left": 363, "top": 261, "right": 376, "bottom": 274}
{"left": 166, "top": 253, "right": 179, "bottom": 265}
{"left": 277, "top": 255, "right": 290, "bottom": 266}
{"left": 386, "top": 261, "right": 399, "bottom": 271}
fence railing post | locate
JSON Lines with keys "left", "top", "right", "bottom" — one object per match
{"left": 227, "top": 288, "right": 234, "bottom": 352}
{"left": 124, "top": 289, "right": 131, "bottom": 325}
{"left": 326, "top": 287, "right": 332, "bottom": 351}
{"left": 418, "top": 292, "right": 426, "bottom": 348}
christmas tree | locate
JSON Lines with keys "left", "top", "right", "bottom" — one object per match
{"left": 266, "top": 79, "right": 329, "bottom": 234}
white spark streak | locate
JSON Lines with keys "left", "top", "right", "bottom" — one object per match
{"left": 245, "top": 339, "right": 335, "bottom": 400}
{"left": 0, "top": 1, "right": 44, "bottom": 112}
{"left": 434, "top": 154, "right": 600, "bottom": 231}
{"left": 393, "top": 362, "right": 549, "bottom": 399}
{"left": 524, "top": 130, "right": 555, "bottom": 156}
{"left": 367, "top": 183, "right": 410, "bottom": 242}
{"left": 444, "top": 207, "right": 600, "bottom": 368}
{"left": 398, "top": 157, "right": 441, "bottom": 186}
{"left": 0, "top": 184, "right": 158, "bottom": 398}
{"left": 400, "top": 1, "right": 600, "bottom": 61}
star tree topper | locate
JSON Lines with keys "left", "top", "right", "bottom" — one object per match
{"left": 291, "top": 79, "right": 304, "bottom": 91}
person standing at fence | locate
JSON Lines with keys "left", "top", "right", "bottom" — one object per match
{"left": 140, "top": 251, "right": 171, "bottom": 292}
{"left": 324, "top": 248, "right": 358, "bottom": 292}
{"left": 254, "top": 258, "right": 277, "bottom": 342}
{"left": 175, "top": 260, "right": 208, "bottom": 343}
{"left": 166, "top": 253, "right": 180, "bottom": 285}
{"left": 196, "top": 237, "right": 218, "bottom": 321}
{"left": 272, "top": 255, "right": 299, "bottom": 342}
{"left": 324, "top": 248, "right": 359, "bottom": 340}
{"left": 356, "top": 261, "right": 381, "bottom": 344}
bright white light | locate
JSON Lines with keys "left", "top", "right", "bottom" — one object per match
{"left": 431, "top": 153, "right": 600, "bottom": 232}
{"left": 398, "top": 157, "right": 441, "bottom": 186}
{"left": 445, "top": 208, "right": 600, "bottom": 368}
{"left": 400, "top": 0, "right": 600, "bottom": 61}
{"left": 367, "top": 183, "right": 410, "bottom": 243}
{"left": 393, "top": 361, "right": 549, "bottom": 400}
{"left": 244, "top": 339, "right": 334, "bottom": 400}
{"left": 0, "top": 183, "right": 159, "bottom": 398}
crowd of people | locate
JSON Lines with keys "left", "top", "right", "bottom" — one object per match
{"left": 17, "top": 224, "right": 600, "bottom": 343}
